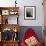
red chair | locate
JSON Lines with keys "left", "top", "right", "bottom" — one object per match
{"left": 21, "top": 28, "right": 41, "bottom": 46}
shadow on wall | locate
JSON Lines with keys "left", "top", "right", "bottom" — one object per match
{"left": 18, "top": 26, "right": 43, "bottom": 44}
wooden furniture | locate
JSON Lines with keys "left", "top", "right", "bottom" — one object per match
{"left": 0, "top": 7, "right": 19, "bottom": 24}
{"left": 0, "top": 24, "right": 19, "bottom": 32}
{"left": 44, "top": 29, "right": 46, "bottom": 46}
{"left": 43, "top": 0, "right": 46, "bottom": 26}
{"left": 2, "top": 41, "right": 19, "bottom": 46}
{"left": 0, "top": 7, "right": 19, "bottom": 46}
{"left": 0, "top": 41, "right": 2, "bottom": 46}
{"left": 43, "top": 0, "right": 46, "bottom": 46}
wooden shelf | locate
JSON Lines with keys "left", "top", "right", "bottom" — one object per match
{"left": 0, "top": 24, "right": 20, "bottom": 32}
{"left": 0, "top": 7, "right": 19, "bottom": 9}
{"left": 0, "top": 7, "right": 20, "bottom": 46}
{"left": 0, "top": 7, "right": 19, "bottom": 16}
{"left": 2, "top": 40, "right": 19, "bottom": 42}
{"left": 0, "top": 40, "right": 19, "bottom": 46}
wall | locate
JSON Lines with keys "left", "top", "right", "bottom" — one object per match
{"left": 18, "top": 0, "right": 44, "bottom": 26}
{"left": 0, "top": 0, "right": 44, "bottom": 26}
{"left": 0, "top": 0, "right": 44, "bottom": 45}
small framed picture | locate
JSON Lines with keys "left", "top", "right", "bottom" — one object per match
{"left": 2, "top": 10, "right": 9, "bottom": 15}
{"left": 24, "top": 6, "right": 36, "bottom": 20}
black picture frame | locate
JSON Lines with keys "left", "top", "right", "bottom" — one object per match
{"left": 24, "top": 6, "right": 36, "bottom": 20}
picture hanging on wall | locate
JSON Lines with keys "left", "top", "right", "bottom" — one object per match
{"left": 24, "top": 6, "right": 36, "bottom": 20}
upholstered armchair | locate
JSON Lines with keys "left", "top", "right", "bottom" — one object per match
{"left": 21, "top": 28, "right": 41, "bottom": 46}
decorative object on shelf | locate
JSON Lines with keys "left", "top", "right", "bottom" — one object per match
{"left": 2, "top": 16, "right": 8, "bottom": 24}
{"left": 2, "top": 10, "right": 9, "bottom": 15}
{"left": 13, "top": 32, "right": 18, "bottom": 41}
{"left": 9, "top": 10, "right": 18, "bottom": 15}
{"left": 10, "top": 10, "right": 15, "bottom": 15}
{"left": 5, "top": 18, "right": 8, "bottom": 24}
{"left": 2, "top": 28, "right": 13, "bottom": 41}
{"left": 15, "top": 0, "right": 17, "bottom": 7}
{"left": 13, "top": 27, "right": 17, "bottom": 32}
{"left": 0, "top": 15, "right": 1, "bottom": 24}
{"left": 13, "top": 27, "right": 18, "bottom": 41}
{"left": 0, "top": 10, "right": 2, "bottom": 15}
{"left": 24, "top": 6, "right": 36, "bottom": 20}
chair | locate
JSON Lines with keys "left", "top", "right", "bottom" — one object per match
{"left": 21, "top": 28, "right": 41, "bottom": 46}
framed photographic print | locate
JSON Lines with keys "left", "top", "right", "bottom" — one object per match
{"left": 24, "top": 6, "right": 36, "bottom": 20}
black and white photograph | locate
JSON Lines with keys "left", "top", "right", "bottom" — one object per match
{"left": 24, "top": 6, "right": 36, "bottom": 20}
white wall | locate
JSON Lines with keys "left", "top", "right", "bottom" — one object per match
{"left": 18, "top": 0, "right": 44, "bottom": 26}
{"left": 0, "top": 0, "right": 44, "bottom": 26}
